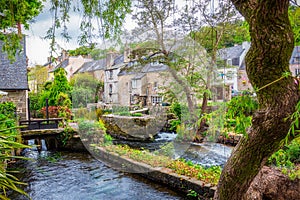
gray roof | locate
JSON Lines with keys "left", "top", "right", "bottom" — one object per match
{"left": 289, "top": 46, "right": 300, "bottom": 64}
{"left": 142, "top": 63, "right": 169, "bottom": 73}
{"left": 0, "top": 38, "right": 28, "bottom": 90}
{"left": 217, "top": 45, "right": 245, "bottom": 60}
{"left": 50, "top": 59, "right": 69, "bottom": 72}
{"left": 77, "top": 58, "right": 106, "bottom": 73}
{"left": 114, "top": 54, "right": 124, "bottom": 65}
{"left": 132, "top": 73, "right": 146, "bottom": 80}
{"left": 118, "top": 62, "right": 169, "bottom": 76}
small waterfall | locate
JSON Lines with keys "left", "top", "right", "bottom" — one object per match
{"left": 27, "top": 139, "right": 47, "bottom": 151}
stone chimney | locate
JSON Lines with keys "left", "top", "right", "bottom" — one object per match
{"left": 106, "top": 51, "right": 116, "bottom": 68}
{"left": 124, "top": 46, "right": 131, "bottom": 63}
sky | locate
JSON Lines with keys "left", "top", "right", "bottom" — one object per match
{"left": 24, "top": 0, "right": 200, "bottom": 66}
{"left": 24, "top": 2, "right": 137, "bottom": 66}
{"left": 25, "top": 3, "right": 90, "bottom": 66}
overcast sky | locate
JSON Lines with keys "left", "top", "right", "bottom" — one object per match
{"left": 25, "top": 2, "right": 95, "bottom": 66}
{"left": 24, "top": 0, "right": 198, "bottom": 66}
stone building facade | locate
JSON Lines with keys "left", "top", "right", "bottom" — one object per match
{"left": 0, "top": 37, "right": 29, "bottom": 120}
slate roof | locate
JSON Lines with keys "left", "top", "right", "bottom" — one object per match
{"left": 217, "top": 45, "right": 245, "bottom": 60}
{"left": 289, "top": 46, "right": 300, "bottom": 65}
{"left": 142, "top": 63, "right": 169, "bottom": 73}
{"left": 49, "top": 59, "right": 69, "bottom": 72}
{"left": 77, "top": 58, "right": 106, "bottom": 73}
{"left": 0, "top": 38, "right": 28, "bottom": 90}
{"left": 113, "top": 54, "right": 124, "bottom": 66}
{"left": 118, "top": 62, "right": 169, "bottom": 76}
{"left": 132, "top": 73, "right": 146, "bottom": 80}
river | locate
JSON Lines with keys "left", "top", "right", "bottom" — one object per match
{"left": 8, "top": 132, "right": 232, "bottom": 200}
{"left": 9, "top": 150, "right": 186, "bottom": 200}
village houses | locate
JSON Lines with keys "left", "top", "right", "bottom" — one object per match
{"left": 0, "top": 37, "right": 29, "bottom": 120}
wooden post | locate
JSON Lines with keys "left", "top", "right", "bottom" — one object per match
{"left": 46, "top": 98, "right": 49, "bottom": 124}
{"left": 27, "top": 97, "right": 31, "bottom": 121}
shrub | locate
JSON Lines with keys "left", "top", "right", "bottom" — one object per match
{"left": 131, "top": 113, "right": 143, "bottom": 117}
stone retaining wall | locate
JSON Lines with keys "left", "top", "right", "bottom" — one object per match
{"left": 92, "top": 146, "right": 216, "bottom": 199}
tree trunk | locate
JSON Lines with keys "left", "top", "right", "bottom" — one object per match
{"left": 214, "top": 0, "right": 300, "bottom": 199}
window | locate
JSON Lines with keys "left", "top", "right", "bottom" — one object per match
{"left": 132, "top": 79, "right": 137, "bottom": 89}
{"left": 109, "top": 84, "right": 113, "bottom": 94}
{"left": 154, "top": 82, "right": 158, "bottom": 88}
{"left": 226, "top": 71, "right": 234, "bottom": 80}
{"left": 151, "top": 96, "right": 162, "bottom": 104}
{"left": 109, "top": 70, "right": 113, "bottom": 79}
{"left": 227, "top": 59, "right": 232, "bottom": 66}
{"left": 295, "top": 68, "right": 300, "bottom": 76}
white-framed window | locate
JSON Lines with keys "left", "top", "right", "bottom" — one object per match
{"left": 295, "top": 68, "right": 300, "bottom": 76}
{"left": 153, "top": 82, "right": 158, "bottom": 89}
{"left": 109, "top": 70, "right": 113, "bottom": 79}
{"left": 132, "top": 79, "right": 137, "bottom": 89}
{"left": 226, "top": 71, "right": 234, "bottom": 80}
{"left": 151, "top": 96, "right": 162, "bottom": 104}
{"left": 109, "top": 84, "right": 113, "bottom": 94}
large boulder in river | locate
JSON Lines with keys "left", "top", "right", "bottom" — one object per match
{"left": 102, "top": 114, "right": 167, "bottom": 141}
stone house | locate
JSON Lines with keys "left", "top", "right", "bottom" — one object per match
{"left": 75, "top": 58, "right": 106, "bottom": 81}
{"left": 103, "top": 53, "right": 126, "bottom": 104}
{"left": 49, "top": 54, "right": 93, "bottom": 81}
{"left": 289, "top": 46, "right": 300, "bottom": 77}
{"left": 0, "top": 38, "right": 29, "bottom": 120}
{"left": 216, "top": 41, "right": 251, "bottom": 99}
{"left": 117, "top": 61, "right": 171, "bottom": 106}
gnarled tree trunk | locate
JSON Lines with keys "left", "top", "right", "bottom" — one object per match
{"left": 214, "top": 0, "right": 300, "bottom": 199}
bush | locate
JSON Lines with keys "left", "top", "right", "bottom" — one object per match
{"left": 0, "top": 102, "right": 16, "bottom": 118}
{"left": 131, "top": 113, "right": 143, "bottom": 117}
{"left": 40, "top": 106, "right": 72, "bottom": 120}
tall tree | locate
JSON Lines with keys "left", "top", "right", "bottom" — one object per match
{"left": 214, "top": 0, "right": 299, "bottom": 199}
{"left": 0, "top": 0, "right": 42, "bottom": 60}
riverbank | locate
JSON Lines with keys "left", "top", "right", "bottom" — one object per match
{"left": 90, "top": 145, "right": 216, "bottom": 199}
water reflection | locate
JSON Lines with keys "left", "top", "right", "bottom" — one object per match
{"left": 9, "top": 151, "right": 185, "bottom": 200}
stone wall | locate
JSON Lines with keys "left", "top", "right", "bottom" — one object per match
{"left": 0, "top": 90, "right": 28, "bottom": 120}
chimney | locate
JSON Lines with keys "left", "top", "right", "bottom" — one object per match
{"left": 106, "top": 51, "right": 116, "bottom": 68}
{"left": 124, "top": 46, "right": 131, "bottom": 63}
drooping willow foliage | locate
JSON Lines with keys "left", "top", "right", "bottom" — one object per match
{"left": 0, "top": 0, "right": 131, "bottom": 61}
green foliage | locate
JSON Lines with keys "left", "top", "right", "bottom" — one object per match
{"left": 192, "top": 19, "right": 250, "bottom": 52}
{"left": 170, "top": 102, "right": 189, "bottom": 121}
{"left": 289, "top": 5, "right": 300, "bottom": 45}
{"left": 70, "top": 73, "right": 102, "bottom": 108}
{"left": 0, "top": 102, "right": 30, "bottom": 198}
{"left": 59, "top": 126, "right": 75, "bottom": 146}
{"left": 0, "top": 102, "right": 16, "bottom": 119}
{"left": 169, "top": 119, "right": 181, "bottom": 132}
{"left": 175, "top": 123, "right": 195, "bottom": 142}
{"left": 202, "top": 94, "right": 258, "bottom": 139}
{"left": 29, "top": 92, "right": 41, "bottom": 112}
{"left": 0, "top": 0, "right": 42, "bottom": 60}
{"left": 268, "top": 138, "right": 300, "bottom": 180}
{"left": 225, "top": 94, "right": 258, "bottom": 135}
{"left": 285, "top": 100, "right": 300, "bottom": 144}
{"left": 187, "top": 190, "right": 198, "bottom": 198}
{"left": 68, "top": 45, "right": 94, "bottom": 56}
{"left": 48, "top": 68, "right": 72, "bottom": 106}
{"left": 103, "top": 133, "right": 113, "bottom": 146}
{"left": 130, "top": 113, "right": 143, "bottom": 117}
{"left": 78, "top": 119, "right": 100, "bottom": 135}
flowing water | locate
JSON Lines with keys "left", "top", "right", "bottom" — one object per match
{"left": 9, "top": 132, "right": 232, "bottom": 200}
{"left": 9, "top": 149, "right": 185, "bottom": 200}
{"left": 115, "top": 132, "right": 233, "bottom": 168}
